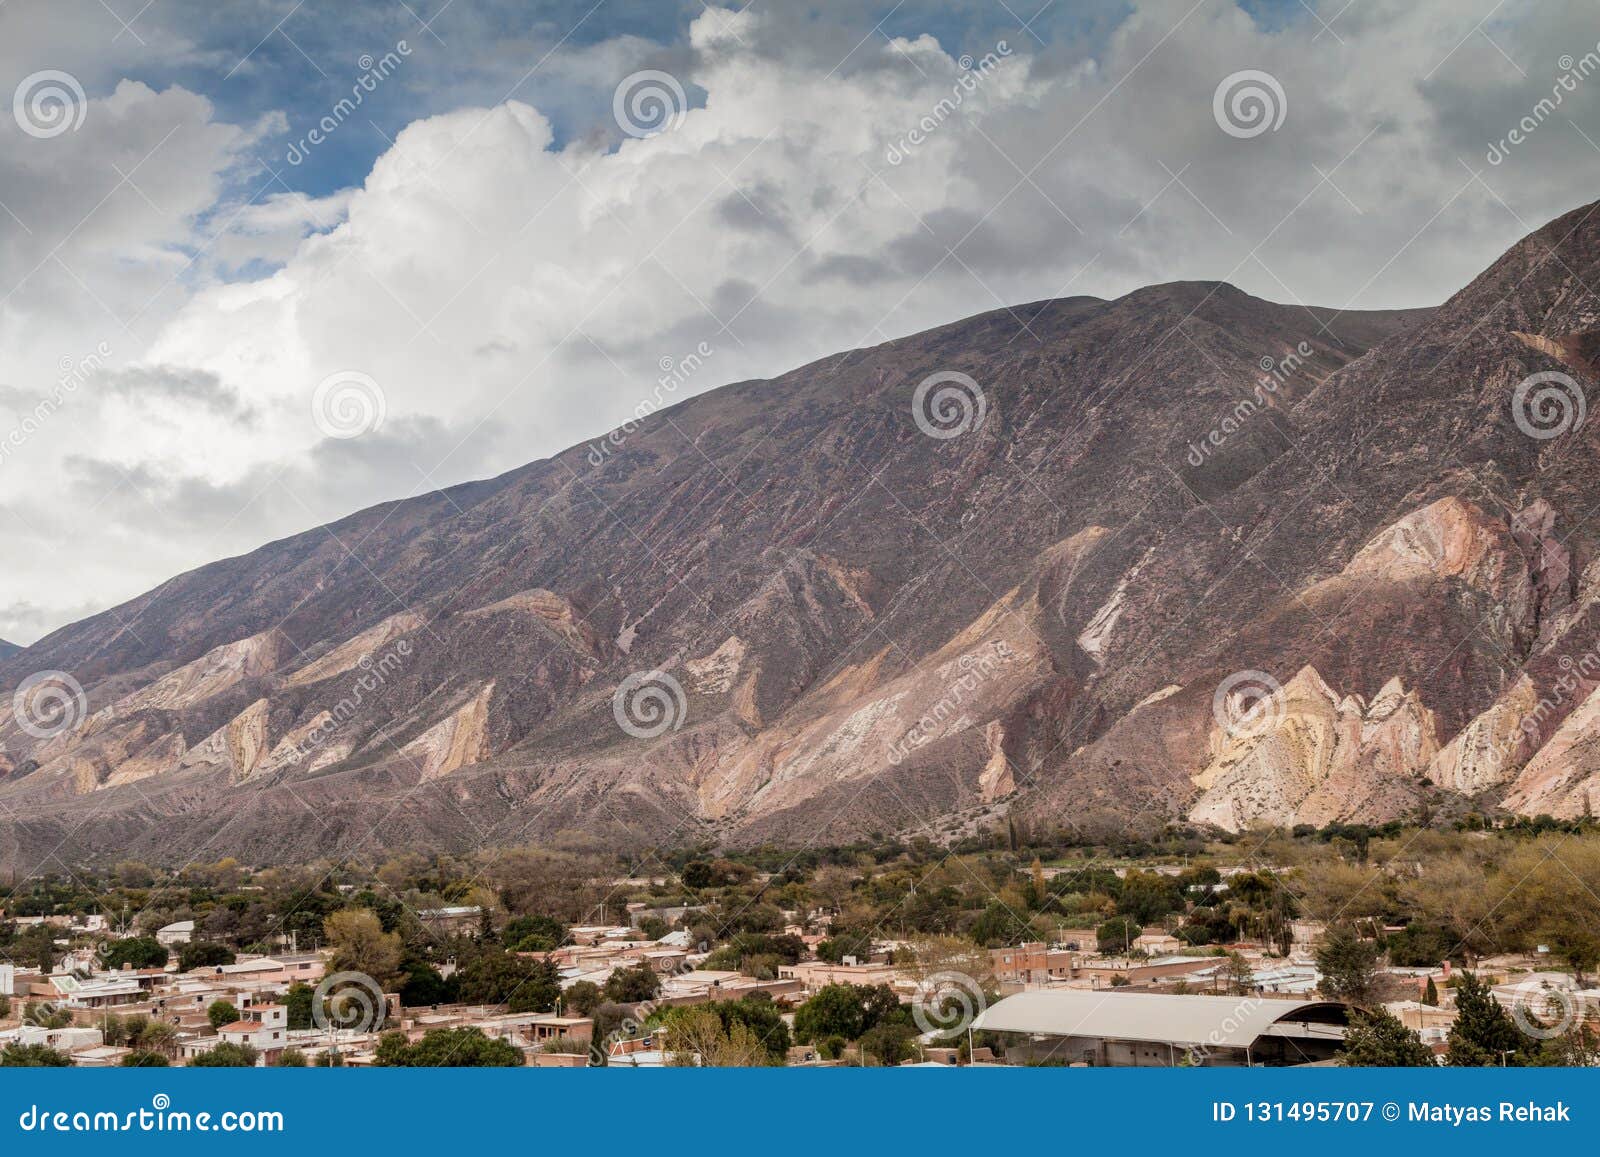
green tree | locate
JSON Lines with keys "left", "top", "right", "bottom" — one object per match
{"left": 1096, "top": 916, "right": 1141, "bottom": 955}
{"left": 177, "top": 941, "right": 236, "bottom": 972}
{"left": 100, "top": 936, "right": 169, "bottom": 970}
{"left": 121, "top": 1051, "right": 171, "bottom": 1067}
{"left": 793, "top": 984, "right": 867, "bottom": 1043}
{"left": 602, "top": 962, "right": 661, "bottom": 1004}
{"left": 1316, "top": 924, "right": 1379, "bottom": 1006}
{"left": 1446, "top": 973, "right": 1528, "bottom": 1067}
{"left": 190, "top": 1042, "right": 259, "bottom": 1067}
{"left": 857, "top": 1021, "right": 918, "bottom": 1066}
{"left": 455, "top": 949, "right": 561, "bottom": 1012}
{"left": 207, "top": 999, "right": 241, "bottom": 1028}
{"left": 501, "top": 914, "right": 567, "bottom": 952}
{"left": 1337, "top": 1008, "right": 1436, "bottom": 1067}
{"left": 375, "top": 1027, "right": 523, "bottom": 1067}
{"left": 398, "top": 960, "right": 455, "bottom": 1008}
{"left": 0, "top": 1043, "right": 71, "bottom": 1067}
{"left": 275, "top": 1048, "right": 308, "bottom": 1067}
{"left": 1423, "top": 977, "right": 1439, "bottom": 1006}
{"left": 564, "top": 980, "right": 603, "bottom": 1017}
{"left": 284, "top": 981, "right": 314, "bottom": 1030}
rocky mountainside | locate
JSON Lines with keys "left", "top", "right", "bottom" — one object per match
{"left": 4, "top": 199, "right": 1600, "bottom": 868}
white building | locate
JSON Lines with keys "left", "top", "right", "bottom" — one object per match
{"left": 156, "top": 920, "right": 195, "bottom": 947}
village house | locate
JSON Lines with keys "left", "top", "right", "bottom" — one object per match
{"left": 778, "top": 960, "right": 916, "bottom": 998}
{"left": 155, "top": 920, "right": 195, "bottom": 947}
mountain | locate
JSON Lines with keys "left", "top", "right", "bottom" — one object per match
{"left": 0, "top": 640, "right": 18, "bottom": 661}
{"left": 4, "top": 199, "right": 1600, "bottom": 868}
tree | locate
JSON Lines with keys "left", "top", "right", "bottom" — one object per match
{"left": 501, "top": 914, "right": 567, "bottom": 952}
{"left": 455, "top": 948, "right": 561, "bottom": 1013}
{"left": 1117, "top": 870, "right": 1183, "bottom": 924}
{"left": 178, "top": 941, "right": 235, "bottom": 972}
{"left": 284, "top": 981, "right": 314, "bottom": 1030}
{"left": 564, "top": 980, "right": 603, "bottom": 1017}
{"left": 1423, "top": 977, "right": 1439, "bottom": 1006}
{"left": 1315, "top": 924, "right": 1379, "bottom": 1006}
{"left": 398, "top": 960, "right": 455, "bottom": 1008}
{"left": 100, "top": 936, "right": 169, "bottom": 970}
{"left": 603, "top": 962, "right": 661, "bottom": 1004}
{"left": 121, "top": 1051, "right": 171, "bottom": 1067}
{"left": 375, "top": 1027, "right": 523, "bottom": 1067}
{"left": 0, "top": 1043, "right": 70, "bottom": 1067}
{"left": 324, "top": 909, "right": 403, "bottom": 987}
{"left": 1096, "top": 916, "right": 1141, "bottom": 955}
{"left": 138, "top": 1021, "right": 177, "bottom": 1055}
{"left": 207, "top": 1000, "right": 241, "bottom": 1028}
{"left": 275, "top": 1048, "right": 308, "bottom": 1067}
{"left": 1531, "top": 1024, "right": 1600, "bottom": 1067}
{"left": 1446, "top": 972, "right": 1528, "bottom": 1067}
{"left": 793, "top": 984, "right": 867, "bottom": 1043}
{"left": 858, "top": 1021, "right": 918, "bottom": 1066}
{"left": 190, "top": 1042, "right": 259, "bottom": 1067}
{"left": 1337, "top": 1008, "right": 1436, "bottom": 1067}
{"left": 664, "top": 1006, "right": 774, "bottom": 1066}
{"left": 1223, "top": 950, "right": 1254, "bottom": 995}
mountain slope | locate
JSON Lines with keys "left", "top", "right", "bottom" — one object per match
{"left": 5, "top": 199, "right": 1600, "bottom": 866}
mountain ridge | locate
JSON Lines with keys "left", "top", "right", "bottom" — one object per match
{"left": 5, "top": 200, "right": 1600, "bottom": 868}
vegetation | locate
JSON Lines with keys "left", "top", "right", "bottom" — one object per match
{"left": 190, "top": 1043, "right": 260, "bottom": 1067}
{"left": 0, "top": 1043, "right": 71, "bottom": 1067}
{"left": 99, "top": 936, "right": 168, "bottom": 970}
{"left": 1337, "top": 1008, "right": 1436, "bottom": 1066}
{"left": 374, "top": 1027, "right": 523, "bottom": 1067}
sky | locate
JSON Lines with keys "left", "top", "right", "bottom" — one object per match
{"left": 0, "top": 0, "right": 1597, "bottom": 644}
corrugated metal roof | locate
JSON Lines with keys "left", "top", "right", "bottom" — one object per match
{"left": 971, "top": 990, "right": 1346, "bottom": 1048}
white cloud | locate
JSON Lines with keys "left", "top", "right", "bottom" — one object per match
{"left": 0, "top": 0, "right": 1597, "bottom": 642}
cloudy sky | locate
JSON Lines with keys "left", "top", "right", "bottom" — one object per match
{"left": 0, "top": 0, "right": 1596, "bottom": 644}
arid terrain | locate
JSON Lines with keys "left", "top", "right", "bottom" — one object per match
{"left": 5, "top": 201, "right": 1600, "bottom": 868}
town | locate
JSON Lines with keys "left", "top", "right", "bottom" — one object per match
{"left": 0, "top": 817, "right": 1595, "bottom": 1067}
